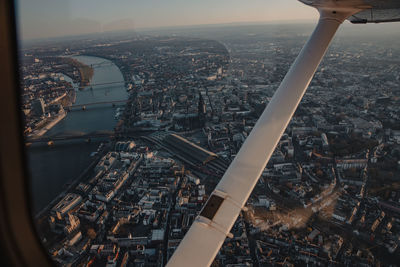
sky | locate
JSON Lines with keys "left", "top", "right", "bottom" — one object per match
{"left": 16, "top": 0, "right": 319, "bottom": 40}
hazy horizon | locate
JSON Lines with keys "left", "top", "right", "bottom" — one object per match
{"left": 16, "top": 0, "right": 319, "bottom": 40}
{"left": 19, "top": 19, "right": 321, "bottom": 43}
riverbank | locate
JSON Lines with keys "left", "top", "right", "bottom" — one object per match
{"left": 29, "top": 55, "right": 129, "bottom": 212}
{"left": 79, "top": 53, "right": 130, "bottom": 87}
{"left": 26, "top": 85, "right": 76, "bottom": 140}
{"left": 35, "top": 143, "right": 107, "bottom": 219}
{"left": 61, "top": 57, "right": 94, "bottom": 89}
{"left": 28, "top": 110, "right": 67, "bottom": 139}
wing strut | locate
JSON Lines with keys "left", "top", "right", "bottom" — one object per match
{"left": 167, "top": 8, "right": 359, "bottom": 267}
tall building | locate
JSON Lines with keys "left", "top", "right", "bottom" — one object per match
{"left": 198, "top": 92, "right": 206, "bottom": 126}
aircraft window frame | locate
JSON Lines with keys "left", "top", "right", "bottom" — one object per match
{"left": 0, "top": 0, "right": 52, "bottom": 266}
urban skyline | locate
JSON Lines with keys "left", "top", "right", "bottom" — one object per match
{"left": 20, "top": 19, "right": 400, "bottom": 266}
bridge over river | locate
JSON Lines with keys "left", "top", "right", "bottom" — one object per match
{"left": 68, "top": 99, "right": 128, "bottom": 110}
{"left": 26, "top": 130, "right": 115, "bottom": 143}
{"left": 26, "top": 129, "right": 158, "bottom": 144}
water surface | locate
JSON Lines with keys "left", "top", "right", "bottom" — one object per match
{"left": 28, "top": 56, "right": 127, "bottom": 213}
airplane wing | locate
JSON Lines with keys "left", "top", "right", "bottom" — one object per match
{"left": 348, "top": 0, "right": 400, "bottom": 23}
{"left": 167, "top": 0, "right": 400, "bottom": 266}
{"left": 167, "top": 7, "right": 356, "bottom": 267}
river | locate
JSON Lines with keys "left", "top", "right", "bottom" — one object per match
{"left": 27, "top": 55, "right": 128, "bottom": 213}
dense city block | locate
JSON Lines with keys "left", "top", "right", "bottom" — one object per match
{"left": 22, "top": 24, "right": 400, "bottom": 266}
